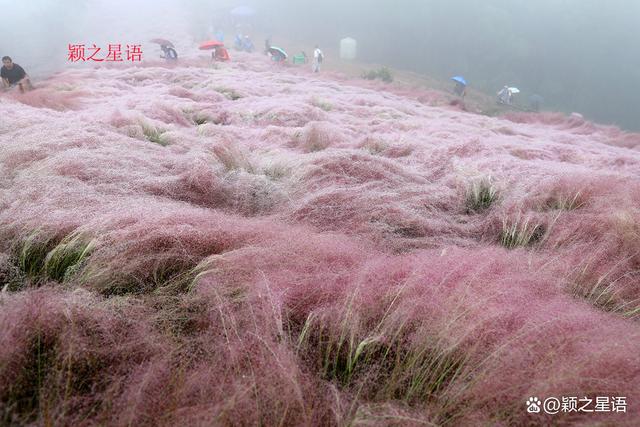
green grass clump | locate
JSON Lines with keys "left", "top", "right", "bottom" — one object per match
{"left": 15, "top": 231, "right": 58, "bottom": 280}
{"left": 311, "top": 97, "right": 333, "bottom": 112}
{"left": 193, "top": 115, "right": 209, "bottom": 126}
{"left": 361, "top": 138, "right": 388, "bottom": 155}
{"left": 500, "top": 215, "right": 546, "bottom": 249}
{"left": 569, "top": 262, "right": 640, "bottom": 319}
{"left": 215, "top": 87, "right": 242, "bottom": 101}
{"left": 142, "top": 124, "right": 168, "bottom": 146}
{"left": 465, "top": 179, "right": 499, "bottom": 213}
{"left": 9, "top": 231, "right": 94, "bottom": 287}
{"left": 293, "top": 287, "right": 474, "bottom": 415}
{"left": 44, "top": 234, "right": 94, "bottom": 282}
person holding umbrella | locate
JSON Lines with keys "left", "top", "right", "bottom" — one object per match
{"left": 451, "top": 76, "right": 467, "bottom": 98}
{"left": 200, "top": 40, "right": 230, "bottom": 62}
{"left": 497, "top": 86, "right": 511, "bottom": 105}
{"left": 214, "top": 46, "right": 230, "bottom": 61}
{"left": 267, "top": 46, "right": 287, "bottom": 63}
{"left": 161, "top": 45, "right": 178, "bottom": 61}
{"left": 312, "top": 45, "right": 324, "bottom": 73}
{"left": 150, "top": 39, "right": 178, "bottom": 61}
{"left": 497, "top": 86, "right": 520, "bottom": 105}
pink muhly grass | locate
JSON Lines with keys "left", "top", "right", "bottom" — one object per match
{"left": 75, "top": 205, "right": 277, "bottom": 295}
{"left": 0, "top": 288, "right": 164, "bottom": 426}
{"left": 2, "top": 49, "right": 640, "bottom": 426}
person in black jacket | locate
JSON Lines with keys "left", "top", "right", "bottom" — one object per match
{"left": 160, "top": 45, "right": 178, "bottom": 61}
{"left": 1, "top": 56, "right": 32, "bottom": 92}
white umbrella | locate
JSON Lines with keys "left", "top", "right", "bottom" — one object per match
{"left": 508, "top": 87, "right": 520, "bottom": 94}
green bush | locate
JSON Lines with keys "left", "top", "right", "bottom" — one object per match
{"left": 361, "top": 68, "right": 394, "bottom": 83}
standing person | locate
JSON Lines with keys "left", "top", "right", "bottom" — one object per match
{"left": 264, "top": 37, "right": 271, "bottom": 55}
{"left": 1, "top": 56, "right": 32, "bottom": 92}
{"left": 497, "top": 86, "right": 511, "bottom": 105}
{"left": 312, "top": 45, "right": 324, "bottom": 73}
{"left": 242, "top": 35, "right": 254, "bottom": 53}
{"left": 234, "top": 34, "right": 243, "bottom": 51}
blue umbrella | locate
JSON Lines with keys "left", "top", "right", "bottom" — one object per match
{"left": 230, "top": 6, "right": 256, "bottom": 17}
{"left": 451, "top": 76, "right": 467, "bottom": 86}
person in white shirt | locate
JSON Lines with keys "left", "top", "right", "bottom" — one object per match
{"left": 312, "top": 45, "right": 324, "bottom": 73}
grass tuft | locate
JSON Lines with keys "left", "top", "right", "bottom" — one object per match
{"left": 14, "top": 231, "right": 58, "bottom": 280}
{"left": 543, "top": 191, "right": 585, "bottom": 211}
{"left": 465, "top": 179, "right": 499, "bottom": 213}
{"left": 215, "top": 87, "right": 242, "bottom": 100}
{"left": 569, "top": 261, "right": 640, "bottom": 319}
{"left": 193, "top": 115, "right": 209, "bottom": 126}
{"left": 500, "top": 215, "right": 546, "bottom": 249}
{"left": 311, "top": 96, "right": 333, "bottom": 112}
{"left": 44, "top": 234, "right": 95, "bottom": 282}
{"left": 293, "top": 287, "right": 474, "bottom": 411}
{"left": 142, "top": 124, "right": 168, "bottom": 146}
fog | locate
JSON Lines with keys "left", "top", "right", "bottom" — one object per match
{"left": 1, "top": 0, "right": 638, "bottom": 130}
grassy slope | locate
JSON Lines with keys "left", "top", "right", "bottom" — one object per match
{"left": 0, "top": 51, "right": 640, "bottom": 426}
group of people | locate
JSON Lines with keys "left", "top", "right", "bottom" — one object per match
{"left": 497, "top": 86, "right": 516, "bottom": 105}
{"left": 1, "top": 56, "right": 32, "bottom": 93}
{"left": 263, "top": 38, "right": 324, "bottom": 72}
{"left": 451, "top": 77, "right": 543, "bottom": 112}
{"left": 497, "top": 86, "right": 544, "bottom": 111}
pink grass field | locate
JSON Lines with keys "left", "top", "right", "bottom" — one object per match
{"left": 1, "top": 51, "right": 640, "bottom": 426}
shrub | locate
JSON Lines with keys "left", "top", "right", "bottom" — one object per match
{"left": 361, "top": 67, "right": 394, "bottom": 83}
{"left": 377, "top": 67, "right": 394, "bottom": 83}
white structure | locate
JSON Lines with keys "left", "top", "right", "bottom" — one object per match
{"left": 340, "top": 37, "right": 357, "bottom": 60}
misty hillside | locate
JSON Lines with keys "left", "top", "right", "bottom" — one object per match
{"left": 3, "top": 1, "right": 639, "bottom": 130}
{"left": 1, "top": 49, "right": 640, "bottom": 426}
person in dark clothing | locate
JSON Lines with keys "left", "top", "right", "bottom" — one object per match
{"left": 264, "top": 37, "right": 271, "bottom": 55}
{"left": 160, "top": 45, "right": 178, "bottom": 61}
{"left": 1, "top": 56, "right": 32, "bottom": 92}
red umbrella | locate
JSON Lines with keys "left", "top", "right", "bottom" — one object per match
{"left": 150, "top": 38, "right": 174, "bottom": 48}
{"left": 199, "top": 40, "right": 224, "bottom": 50}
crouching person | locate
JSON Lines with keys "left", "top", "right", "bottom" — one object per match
{"left": 1, "top": 56, "right": 33, "bottom": 93}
